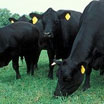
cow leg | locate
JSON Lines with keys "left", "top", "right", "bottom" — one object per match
{"left": 47, "top": 50, "right": 55, "bottom": 79}
{"left": 82, "top": 66, "right": 92, "bottom": 91}
{"left": 30, "top": 62, "right": 37, "bottom": 76}
{"left": 12, "top": 56, "right": 21, "bottom": 79}
{"left": 25, "top": 56, "right": 34, "bottom": 76}
{"left": 25, "top": 55, "right": 36, "bottom": 76}
{"left": 31, "top": 50, "right": 41, "bottom": 75}
{"left": 34, "top": 50, "right": 41, "bottom": 70}
{"left": 100, "top": 68, "right": 104, "bottom": 75}
{"left": 25, "top": 55, "right": 31, "bottom": 75}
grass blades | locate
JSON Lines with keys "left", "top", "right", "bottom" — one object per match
{"left": 0, "top": 50, "right": 104, "bottom": 104}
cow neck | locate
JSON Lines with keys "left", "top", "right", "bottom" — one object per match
{"left": 54, "top": 26, "right": 64, "bottom": 49}
{"left": 68, "top": 26, "right": 94, "bottom": 64}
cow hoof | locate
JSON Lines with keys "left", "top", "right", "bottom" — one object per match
{"left": 100, "top": 71, "right": 104, "bottom": 76}
{"left": 48, "top": 74, "right": 53, "bottom": 79}
{"left": 36, "top": 67, "right": 38, "bottom": 70}
{"left": 82, "top": 85, "right": 90, "bottom": 91}
{"left": 16, "top": 75, "right": 21, "bottom": 79}
{"left": 52, "top": 95, "right": 59, "bottom": 99}
{"left": 31, "top": 73, "right": 34, "bottom": 76}
{"left": 27, "top": 72, "right": 31, "bottom": 75}
{"left": 35, "top": 66, "right": 38, "bottom": 70}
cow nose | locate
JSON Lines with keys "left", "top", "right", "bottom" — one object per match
{"left": 43, "top": 32, "right": 52, "bottom": 38}
{"left": 44, "top": 32, "right": 51, "bottom": 36}
{"left": 44, "top": 32, "right": 51, "bottom": 35}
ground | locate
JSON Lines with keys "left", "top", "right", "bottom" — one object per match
{"left": 0, "top": 51, "right": 104, "bottom": 104}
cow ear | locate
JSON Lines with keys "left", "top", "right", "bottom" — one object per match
{"left": 58, "top": 11, "right": 71, "bottom": 21}
{"left": 29, "top": 13, "right": 42, "bottom": 24}
{"left": 9, "top": 18, "right": 17, "bottom": 23}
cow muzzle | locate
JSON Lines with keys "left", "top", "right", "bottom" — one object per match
{"left": 43, "top": 32, "right": 54, "bottom": 38}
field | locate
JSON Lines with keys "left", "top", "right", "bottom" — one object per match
{"left": 0, "top": 50, "right": 104, "bottom": 104}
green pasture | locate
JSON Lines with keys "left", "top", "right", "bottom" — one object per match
{"left": 0, "top": 50, "right": 104, "bottom": 104}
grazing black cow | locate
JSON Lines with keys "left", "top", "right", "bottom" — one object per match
{"left": 0, "top": 22, "right": 40, "bottom": 79}
{"left": 29, "top": 8, "right": 82, "bottom": 79}
{"left": 54, "top": 0, "right": 104, "bottom": 96}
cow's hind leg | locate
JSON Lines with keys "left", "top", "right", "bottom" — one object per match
{"left": 30, "top": 50, "right": 41, "bottom": 76}
{"left": 33, "top": 50, "right": 41, "bottom": 70}
{"left": 30, "top": 63, "right": 35, "bottom": 76}
{"left": 100, "top": 68, "right": 104, "bottom": 75}
{"left": 25, "top": 55, "right": 31, "bottom": 75}
{"left": 82, "top": 66, "right": 92, "bottom": 91}
{"left": 12, "top": 56, "right": 21, "bottom": 79}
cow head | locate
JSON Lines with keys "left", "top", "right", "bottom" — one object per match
{"left": 9, "top": 18, "right": 17, "bottom": 23}
{"left": 29, "top": 8, "right": 71, "bottom": 38}
{"left": 54, "top": 59, "right": 85, "bottom": 96}
{"left": 0, "top": 52, "right": 11, "bottom": 67}
{"left": 9, "top": 15, "right": 30, "bottom": 23}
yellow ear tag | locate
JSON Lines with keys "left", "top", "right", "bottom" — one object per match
{"left": 65, "top": 13, "right": 71, "bottom": 21}
{"left": 11, "top": 20, "right": 14, "bottom": 24}
{"left": 81, "top": 65, "right": 85, "bottom": 74}
{"left": 32, "top": 16, "right": 38, "bottom": 24}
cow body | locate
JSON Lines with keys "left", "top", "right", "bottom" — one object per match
{"left": 0, "top": 22, "right": 40, "bottom": 79}
{"left": 30, "top": 8, "right": 81, "bottom": 79}
{"left": 55, "top": 10, "right": 81, "bottom": 59}
{"left": 54, "top": 0, "right": 104, "bottom": 96}
{"left": 9, "top": 15, "right": 42, "bottom": 76}
{"left": 9, "top": 15, "right": 55, "bottom": 78}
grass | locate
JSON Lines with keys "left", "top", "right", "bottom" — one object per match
{"left": 0, "top": 50, "right": 104, "bottom": 104}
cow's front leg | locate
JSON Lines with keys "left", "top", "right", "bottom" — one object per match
{"left": 12, "top": 56, "right": 21, "bottom": 79}
{"left": 47, "top": 50, "right": 55, "bottom": 79}
{"left": 28, "top": 49, "right": 41, "bottom": 76}
{"left": 82, "top": 66, "right": 92, "bottom": 91}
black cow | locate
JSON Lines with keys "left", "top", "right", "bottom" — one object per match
{"left": 54, "top": 0, "right": 104, "bottom": 96}
{"left": 9, "top": 15, "right": 30, "bottom": 23}
{"left": 9, "top": 14, "right": 55, "bottom": 79}
{"left": 91, "top": 49, "right": 104, "bottom": 75}
{"left": 9, "top": 14, "right": 55, "bottom": 78}
{"left": 8, "top": 15, "right": 41, "bottom": 75}
{"left": 0, "top": 22, "right": 40, "bottom": 79}
{"left": 29, "top": 8, "right": 82, "bottom": 79}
